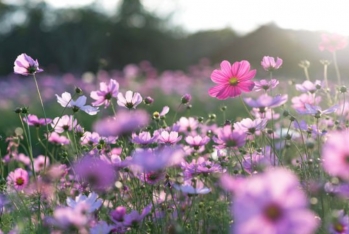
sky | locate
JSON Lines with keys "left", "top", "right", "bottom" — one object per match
{"left": 7, "top": 0, "right": 349, "bottom": 35}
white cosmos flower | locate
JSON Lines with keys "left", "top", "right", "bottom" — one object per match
{"left": 56, "top": 92, "right": 99, "bottom": 115}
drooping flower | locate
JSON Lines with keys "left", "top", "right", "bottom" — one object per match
{"left": 232, "top": 168, "right": 319, "bottom": 234}
{"left": 117, "top": 90, "right": 143, "bottom": 109}
{"left": 56, "top": 92, "right": 99, "bottom": 115}
{"left": 319, "top": 33, "right": 348, "bottom": 52}
{"left": 208, "top": 60, "right": 256, "bottom": 99}
{"left": 261, "top": 56, "right": 283, "bottom": 71}
{"left": 90, "top": 79, "right": 119, "bottom": 108}
{"left": 7, "top": 168, "right": 29, "bottom": 191}
{"left": 14, "top": 53, "right": 43, "bottom": 76}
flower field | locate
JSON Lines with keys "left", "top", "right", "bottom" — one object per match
{"left": 0, "top": 33, "right": 348, "bottom": 234}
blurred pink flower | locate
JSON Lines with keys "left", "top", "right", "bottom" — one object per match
{"left": 244, "top": 94, "right": 288, "bottom": 109}
{"left": 291, "top": 93, "right": 321, "bottom": 114}
{"left": 322, "top": 130, "right": 349, "bottom": 180}
{"left": 213, "top": 125, "right": 246, "bottom": 149}
{"left": 13, "top": 53, "right": 43, "bottom": 76}
{"left": 93, "top": 110, "right": 149, "bottom": 137}
{"left": 7, "top": 168, "right": 29, "bottom": 191}
{"left": 23, "top": 114, "right": 51, "bottom": 127}
{"left": 319, "top": 33, "right": 348, "bottom": 52}
{"left": 90, "top": 79, "right": 119, "bottom": 108}
{"left": 208, "top": 60, "right": 256, "bottom": 99}
{"left": 51, "top": 115, "right": 78, "bottom": 133}
{"left": 47, "top": 132, "right": 70, "bottom": 145}
{"left": 232, "top": 168, "right": 319, "bottom": 234}
{"left": 254, "top": 79, "right": 279, "bottom": 92}
{"left": 261, "top": 56, "right": 283, "bottom": 71}
{"left": 328, "top": 210, "right": 349, "bottom": 234}
{"left": 33, "top": 155, "right": 49, "bottom": 172}
{"left": 295, "top": 80, "right": 322, "bottom": 93}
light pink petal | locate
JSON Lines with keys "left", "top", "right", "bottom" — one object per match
{"left": 219, "top": 60, "right": 233, "bottom": 78}
{"left": 211, "top": 70, "right": 229, "bottom": 84}
{"left": 235, "top": 60, "right": 251, "bottom": 77}
{"left": 125, "top": 91, "right": 134, "bottom": 102}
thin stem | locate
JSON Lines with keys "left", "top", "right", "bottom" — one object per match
{"left": 303, "top": 67, "right": 310, "bottom": 81}
{"left": 332, "top": 51, "right": 341, "bottom": 86}
{"left": 239, "top": 96, "right": 253, "bottom": 118}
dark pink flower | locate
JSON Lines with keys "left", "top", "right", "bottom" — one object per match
{"left": 23, "top": 114, "right": 52, "bottom": 127}
{"left": 90, "top": 79, "right": 119, "bottom": 108}
{"left": 208, "top": 60, "right": 256, "bottom": 99}
{"left": 261, "top": 56, "right": 283, "bottom": 71}
{"left": 319, "top": 33, "right": 348, "bottom": 52}
{"left": 7, "top": 168, "right": 29, "bottom": 191}
{"left": 232, "top": 168, "right": 319, "bottom": 234}
{"left": 14, "top": 53, "right": 43, "bottom": 76}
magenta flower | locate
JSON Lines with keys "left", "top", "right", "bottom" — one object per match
{"left": 117, "top": 90, "right": 143, "bottom": 109}
{"left": 232, "top": 168, "right": 319, "bottom": 234}
{"left": 254, "top": 79, "right": 279, "bottom": 92}
{"left": 208, "top": 60, "right": 256, "bottom": 99}
{"left": 322, "top": 130, "right": 349, "bottom": 180}
{"left": 7, "top": 168, "right": 29, "bottom": 191}
{"left": 13, "top": 53, "right": 43, "bottom": 76}
{"left": 90, "top": 79, "right": 119, "bottom": 108}
{"left": 261, "top": 56, "right": 283, "bottom": 71}
{"left": 319, "top": 33, "right": 348, "bottom": 52}
{"left": 23, "top": 114, "right": 51, "bottom": 127}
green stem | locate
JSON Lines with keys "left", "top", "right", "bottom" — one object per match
{"left": 332, "top": 51, "right": 341, "bottom": 86}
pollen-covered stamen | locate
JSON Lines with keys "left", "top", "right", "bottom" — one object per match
{"left": 229, "top": 77, "right": 239, "bottom": 86}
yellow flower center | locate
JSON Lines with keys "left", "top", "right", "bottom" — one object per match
{"left": 16, "top": 177, "right": 24, "bottom": 186}
{"left": 229, "top": 77, "right": 239, "bottom": 86}
{"left": 334, "top": 222, "right": 344, "bottom": 232}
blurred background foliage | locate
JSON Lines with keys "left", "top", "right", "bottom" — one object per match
{"left": 1, "top": 0, "right": 347, "bottom": 78}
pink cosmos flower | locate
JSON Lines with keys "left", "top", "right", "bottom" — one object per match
{"left": 131, "top": 131, "right": 158, "bottom": 146}
{"left": 47, "top": 132, "right": 70, "bottom": 145}
{"left": 13, "top": 53, "right": 43, "bottom": 76}
{"left": 254, "top": 79, "right": 279, "bottom": 92}
{"left": 51, "top": 115, "right": 78, "bottom": 133}
{"left": 322, "top": 130, "right": 349, "bottom": 180}
{"left": 66, "top": 192, "right": 102, "bottom": 213}
{"left": 117, "top": 90, "right": 143, "bottom": 109}
{"left": 7, "top": 168, "right": 29, "bottom": 191}
{"left": 295, "top": 80, "right": 322, "bottom": 93}
{"left": 156, "top": 130, "right": 182, "bottom": 145}
{"left": 33, "top": 155, "right": 49, "bottom": 172}
{"left": 110, "top": 205, "right": 152, "bottom": 228}
{"left": 234, "top": 118, "right": 268, "bottom": 135}
{"left": 185, "top": 135, "right": 210, "bottom": 148}
{"left": 291, "top": 93, "right": 321, "bottom": 114}
{"left": 80, "top": 131, "right": 100, "bottom": 146}
{"left": 90, "top": 79, "right": 119, "bottom": 108}
{"left": 319, "top": 33, "right": 348, "bottom": 52}
{"left": 261, "top": 56, "right": 283, "bottom": 71}
{"left": 208, "top": 60, "right": 256, "bottom": 99}
{"left": 176, "top": 117, "right": 198, "bottom": 132}
{"left": 232, "top": 168, "right": 319, "bottom": 234}
{"left": 23, "top": 114, "right": 52, "bottom": 127}
{"left": 56, "top": 92, "right": 99, "bottom": 115}
{"left": 213, "top": 125, "right": 246, "bottom": 149}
